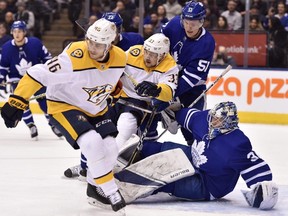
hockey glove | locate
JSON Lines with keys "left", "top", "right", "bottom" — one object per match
{"left": 1, "top": 95, "right": 28, "bottom": 128}
{"left": 241, "top": 181, "right": 278, "bottom": 210}
{"left": 135, "top": 81, "right": 161, "bottom": 98}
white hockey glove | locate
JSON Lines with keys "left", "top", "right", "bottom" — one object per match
{"left": 241, "top": 181, "right": 278, "bottom": 210}
{"left": 160, "top": 108, "right": 179, "bottom": 134}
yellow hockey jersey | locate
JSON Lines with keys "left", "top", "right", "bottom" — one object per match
{"left": 121, "top": 45, "right": 178, "bottom": 102}
{"left": 14, "top": 41, "right": 126, "bottom": 116}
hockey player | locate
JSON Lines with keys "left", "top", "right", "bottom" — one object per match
{"left": 0, "top": 20, "right": 62, "bottom": 139}
{"left": 114, "top": 33, "right": 178, "bottom": 150}
{"left": 0, "top": 18, "right": 127, "bottom": 213}
{"left": 152, "top": 1, "right": 216, "bottom": 144}
{"left": 113, "top": 101, "right": 278, "bottom": 210}
{"left": 63, "top": 11, "right": 144, "bottom": 179}
{"left": 102, "top": 12, "right": 144, "bottom": 51}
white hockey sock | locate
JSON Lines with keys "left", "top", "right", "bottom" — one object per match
{"left": 116, "top": 112, "right": 138, "bottom": 149}
{"left": 78, "top": 130, "right": 119, "bottom": 196}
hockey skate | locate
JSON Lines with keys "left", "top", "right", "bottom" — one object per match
{"left": 51, "top": 125, "right": 63, "bottom": 138}
{"left": 64, "top": 164, "right": 87, "bottom": 181}
{"left": 28, "top": 123, "right": 38, "bottom": 139}
{"left": 87, "top": 183, "right": 126, "bottom": 212}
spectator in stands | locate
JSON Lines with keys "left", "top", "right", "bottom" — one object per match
{"left": 163, "top": 0, "right": 182, "bottom": 20}
{"left": 157, "top": 4, "right": 169, "bottom": 25}
{"left": 249, "top": 15, "right": 264, "bottom": 31}
{"left": 212, "top": 45, "right": 237, "bottom": 67}
{"left": 90, "top": 2, "right": 103, "bottom": 20}
{"left": 0, "top": 0, "right": 8, "bottom": 22}
{"left": 4, "top": 11, "right": 14, "bottom": 33}
{"left": 143, "top": 23, "right": 154, "bottom": 39}
{"left": 0, "top": 22, "right": 12, "bottom": 57}
{"left": 262, "top": 6, "right": 276, "bottom": 30}
{"left": 112, "top": 0, "right": 134, "bottom": 32}
{"left": 68, "top": 0, "right": 82, "bottom": 36}
{"left": 204, "top": 6, "right": 218, "bottom": 30}
{"left": 268, "top": 16, "right": 288, "bottom": 67}
{"left": 6, "top": 0, "right": 17, "bottom": 14}
{"left": 126, "top": 14, "right": 140, "bottom": 32}
{"left": 144, "top": 0, "right": 160, "bottom": 17}
{"left": 251, "top": 0, "right": 268, "bottom": 16}
{"left": 221, "top": 0, "right": 242, "bottom": 30}
{"left": 144, "top": 9, "right": 168, "bottom": 33}
{"left": 214, "top": 15, "right": 229, "bottom": 30}
{"left": 275, "top": 1, "right": 288, "bottom": 31}
{"left": 14, "top": 1, "right": 35, "bottom": 35}
{"left": 26, "top": 0, "right": 53, "bottom": 39}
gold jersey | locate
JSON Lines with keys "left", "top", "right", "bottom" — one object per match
{"left": 121, "top": 45, "right": 178, "bottom": 102}
{"left": 14, "top": 41, "right": 126, "bottom": 116}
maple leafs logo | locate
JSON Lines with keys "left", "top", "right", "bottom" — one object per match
{"left": 191, "top": 140, "right": 207, "bottom": 168}
{"left": 15, "top": 58, "right": 32, "bottom": 76}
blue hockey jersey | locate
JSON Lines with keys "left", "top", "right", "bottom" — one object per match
{"left": 176, "top": 108, "right": 273, "bottom": 198}
{"left": 0, "top": 37, "right": 51, "bottom": 81}
{"left": 117, "top": 32, "right": 144, "bottom": 51}
{"left": 161, "top": 16, "right": 215, "bottom": 98}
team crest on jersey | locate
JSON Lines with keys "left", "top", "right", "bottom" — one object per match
{"left": 130, "top": 48, "right": 141, "bottom": 57}
{"left": 71, "top": 49, "right": 83, "bottom": 58}
{"left": 191, "top": 141, "right": 207, "bottom": 168}
{"left": 83, "top": 84, "right": 113, "bottom": 105}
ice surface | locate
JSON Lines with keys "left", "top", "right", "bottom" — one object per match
{"left": 0, "top": 115, "right": 287, "bottom": 216}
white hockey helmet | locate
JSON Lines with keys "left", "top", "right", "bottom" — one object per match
{"left": 86, "top": 18, "right": 117, "bottom": 45}
{"left": 143, "top": 33, "right": 170, "bottom": 55}
{"left": 143, "top": 33, "right": 170, "bottom": 66}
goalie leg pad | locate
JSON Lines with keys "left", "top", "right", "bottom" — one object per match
{"left": 115, "top": 148, "right": 195, "bottom": 203}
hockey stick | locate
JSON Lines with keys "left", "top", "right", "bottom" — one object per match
{"left": 125, "top": 107, "right": 157, "bottom": 167}
{"left": 123, "top": 71, "right": 138, "bottom": 87}
{"left": 75, "top": 18, "right": 89, "bottom": 33}
{"left": 0, "top": 80, "right": 19, "bottom": 87}
{"left": 153, "top": 65, "right": 232, "bottom": 140}
{"left": 188, "top": 65, "right": 232, "bottom": 108}
{"left": 117, "top": 98, "right": 152, "bottom": 113}
{"left": 0, "top": 93, "right": 46, "bottom": 110}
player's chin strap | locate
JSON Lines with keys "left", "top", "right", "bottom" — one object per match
{"left": 114, "top": 147, "right": 195, "bottom": 204}
{"left": 241, "top": 181, "right": 278, "bottom": 210}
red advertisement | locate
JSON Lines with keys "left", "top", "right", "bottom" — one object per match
{"left": 211, "top": 32, "right": 268, "bottom": 67}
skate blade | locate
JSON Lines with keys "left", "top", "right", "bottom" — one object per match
{"left": 87, "top": 197, "right": 111, "bottom": 210}
{"left": 87, "top": 197, "right": 126, "bottom": 215}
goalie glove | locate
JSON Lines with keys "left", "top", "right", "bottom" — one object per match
{"left": 1, "top": 95, "right": 28, "bottom": 128}
{"left": 135, "top": 81, "right": 161, "bottom": 98}
{"left": 241, "top": 181, "right": 278, "bottom": 210}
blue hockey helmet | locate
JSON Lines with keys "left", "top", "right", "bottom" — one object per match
{"left": 102, "top": 12, "right": 123, "bottom": 32}
{"left": 207, "top": 101, "right": 239, "bottom": 139}
{"left": 181, "top": 1, "right": 206, "bottom": 21}
{"left": 11, "top": 20, "right": 27, "bottom": 32}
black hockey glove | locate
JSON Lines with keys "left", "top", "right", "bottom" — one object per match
{"left": 135, "top": 81, "right": 161, "bottom": 98}
{"left": 1, "top": 95, "right": 28, "bottom": 128}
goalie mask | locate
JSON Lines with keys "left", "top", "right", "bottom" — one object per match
{"left": 143, "top": 33, "right": 170, "bottom": 67}
{"left": 207, "top": 101, "right": 239, "bottom": 139}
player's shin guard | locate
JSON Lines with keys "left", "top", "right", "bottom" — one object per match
{"left": 116, "top": 112, "right": 138, "bottom": 149}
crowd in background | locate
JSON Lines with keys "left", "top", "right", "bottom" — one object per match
{"left": 0, "top": 0, "right": 288, "bottom": 68}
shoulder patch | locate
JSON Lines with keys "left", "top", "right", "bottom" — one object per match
{"left": 129, "top": 48, "right": 141, "bottom": 57}
{"left": 71, "top": 48, "right": 84, "bottom": 58}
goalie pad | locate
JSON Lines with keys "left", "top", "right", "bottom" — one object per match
{"left": 114, "top": 148, "right": 195, "bottom": 203}
{"left": 160, "top": 108, "right": 179, "bottom": 134}
{"left": 241, "top": 181, "right": 278, "bottom": 210}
